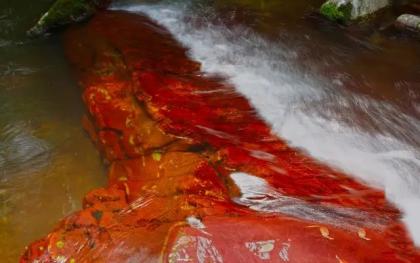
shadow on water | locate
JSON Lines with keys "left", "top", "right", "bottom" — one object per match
{"left": 0, "top": 1, "right": 106, "bottom": 262}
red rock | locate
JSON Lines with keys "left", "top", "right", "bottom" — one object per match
{"left": 21, "top": 11, "right": 420, "bottom": 263}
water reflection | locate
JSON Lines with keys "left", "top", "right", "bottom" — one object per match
{"left": 0, "top": 1, "right": 106, "bottom": 262}
{"left": 0, "top": 122, "right": 50, "bottom": 178}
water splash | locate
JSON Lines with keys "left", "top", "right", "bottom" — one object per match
{"left": 230, "top": 172, "right": 390, "bottom": 230}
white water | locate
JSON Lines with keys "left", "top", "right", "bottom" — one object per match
{"left": 114, "top": 2, "right": 420, "bottom": 245}
{"left": 230, "top": 172, "right": 388, "bottom": 230}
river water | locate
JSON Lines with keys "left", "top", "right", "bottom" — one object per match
{"left": 0, "top": 1, "right": 106, "bottom": 262}
{"left": 1, "top": 0, "right": 419, "bottom": 261}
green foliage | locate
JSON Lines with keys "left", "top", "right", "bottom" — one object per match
{"left": 320, "top": 1, "right": 352, "bottom": 23}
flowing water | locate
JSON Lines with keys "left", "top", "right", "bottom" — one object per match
{"left": 1, "top": 0, "right": 420, "bottom": 262}
{"left": 0, "top": 1, "right": 106, "bottom": 262}
{"left": 112, "top": 0, "right": 420, "bottom": 244}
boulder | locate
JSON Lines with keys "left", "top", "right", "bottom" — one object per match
{"left": 395, "top": 13, "right": 420, "bottom": 32}
{"left": 320, "top": 0, "right": 390, "bottom": 22}
{"left": 27, "top": 0, "right": 110, "bottom": 37}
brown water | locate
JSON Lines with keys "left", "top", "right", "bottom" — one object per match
{"left": 0, "top": 0, "right": 419, "bottom": 261}
{"left": 0, "top": 1, "right": 106, "bottom": 262}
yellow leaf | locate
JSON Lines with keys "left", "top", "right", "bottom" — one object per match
{"left": 358, "top": 228, "right": 371, "bottom": 240}
{"left": 118, "top": 176, "right": 128, "bottom": 181}
{"left": 320, "top": 227, "right": 334, "bottom": 240}
{"left": 56, "top": 240, "right": 64, "bottom": 249}
{"left": 152, "top": 152, "right": 162, "bottom": 162}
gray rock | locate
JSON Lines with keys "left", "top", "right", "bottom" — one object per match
{"left": 395, "top": 14, "right": 420, "bottom": 32}
{"left": 27, "top": 0, "right": 110, "bottom": 37}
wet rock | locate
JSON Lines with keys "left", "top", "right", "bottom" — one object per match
{"left": 320, "top": 0, "right": 390, "bottom": 22}
{"left": 27, "top": 0, "right": 110, "bottom": 37}
{"left": 320, "top": 0, "right": 352, "bottom": 22}
{"left": 395, "top": 13, "right": 420, "bottom": 32}
{"left": 21, "top": 11, "right": 420, "bottom": 263}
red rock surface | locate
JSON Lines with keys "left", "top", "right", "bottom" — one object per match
{"left": 21, "top": 11, "right": 420, "bottom": 262}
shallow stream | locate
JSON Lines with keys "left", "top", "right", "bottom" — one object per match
{"left": 0, "top": 1, "right": 106, "bottom": 261}
{"left": 1, "top": 0, "right": 419, "bottom": 261}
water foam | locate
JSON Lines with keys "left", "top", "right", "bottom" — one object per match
{"left": 113, "top": 2, "right": 420, "bottom": 244}
{"left": 230, "top": 172, "right": 389, "bottom": 230}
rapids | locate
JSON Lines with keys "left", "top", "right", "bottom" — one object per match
{"left": 0, "top": 0, "right": 419, "bottom": 262}
{"left": 113, "top": 0, "right": 420, "bottom": 244}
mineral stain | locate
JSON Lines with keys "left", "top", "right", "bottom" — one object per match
{"left": 20, "top": 10, "right": 420, "bottom": 263}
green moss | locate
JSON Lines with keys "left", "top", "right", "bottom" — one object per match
{"left": 28, "top": 0, "right": 103, "bottom": 36}
{"left": 42, "top": 0, "right": 94, "bottom": 25}
{"left": 320, "top": 1, "right": 352, "bottom": 23}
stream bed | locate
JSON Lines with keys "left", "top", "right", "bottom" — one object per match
{"left": 0, "top": 0, "right": 419, "bottom": 262}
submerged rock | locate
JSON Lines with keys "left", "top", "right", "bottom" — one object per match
{"left": 320, "top": 0, "right": 390, "bottom": 22}
{"left": 395, "top": 13, "right": 420, "bottom": 32}
{"left": 27, "top": 0, "right": 110, "bottom": 36}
